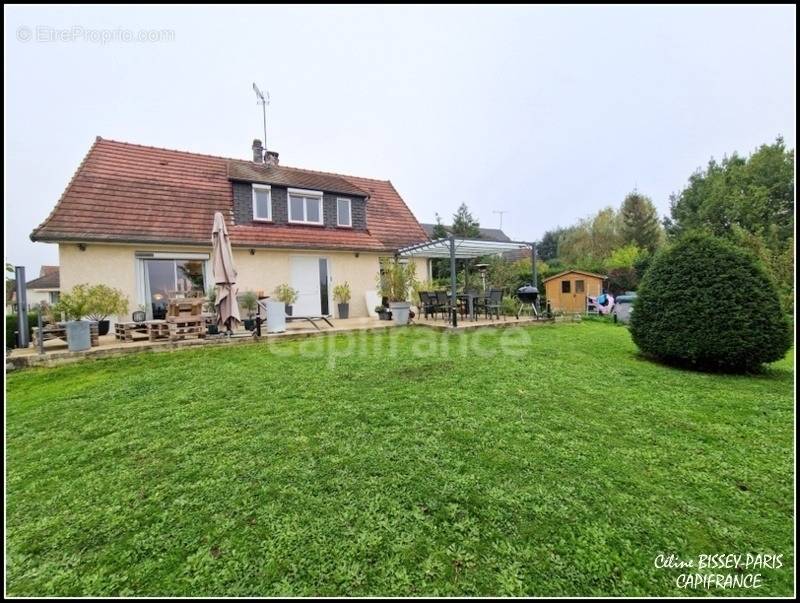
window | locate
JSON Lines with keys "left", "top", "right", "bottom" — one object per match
{"left": 288, "top": 188, "right": 324, "bottom": 225}
{"left": 49, "top": 291, "right": 60, "bottom": 304}
{"left": 337, "top": 198, "right": 352, "bottom": 227}
{"left": 561, "top": 280, "right": 571, "bottom": 294}
{"left": 575, "top": 279, "right": 585, "bottom": 293}
{"left": 252, "top": 184, "right": 272, "bottom": 221}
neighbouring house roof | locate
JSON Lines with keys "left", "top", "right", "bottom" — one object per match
{"left": 420, "top": 223, "right": 512, "bottom": 242}
{"left": 26, "top": 267, "right": 60, "bottom": 290}
{"left": 30, "top": 137, "right": 429, "bottom": 252}
{"left": 39, "top": 265, "right": 59, "bottom": 277}
{"left": 543, "top": 269, "right": 607, "bottom": 283}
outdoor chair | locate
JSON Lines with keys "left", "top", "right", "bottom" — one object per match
{"left": 476, "top": 288, "right": 504, "bottom": 320}
{"left": 435, "top": 290, "right": 454, "bottom": 320}
{"left": 418, "top": 291, "right": 437, "bottom": 319}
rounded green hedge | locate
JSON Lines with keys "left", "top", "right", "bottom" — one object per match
{"left": 629, "top": 232, "right": 791, "bottom": 372}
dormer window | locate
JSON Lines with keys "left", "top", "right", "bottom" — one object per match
{"left": 252, "top": 184, "right": 272, "bottom": 221}
{"left": 337, "top": 198, "right": 352, "bottom": 227}
{"left": 288, "top": 188, "right": 324, "bottom": 225}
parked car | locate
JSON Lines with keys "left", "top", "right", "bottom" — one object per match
{"left": 612, "top": 292, "right": 637, "bottom": 324}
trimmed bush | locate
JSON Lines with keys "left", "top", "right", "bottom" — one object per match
{"left": 6, "top": 310, "right": 40, "bottom": 349}
{"left": 630, "top": 232, "right": 791, "bottom": 372}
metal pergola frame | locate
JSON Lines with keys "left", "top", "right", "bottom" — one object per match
{"left": 396, "top": 235, "right": 538, "bottom": 327}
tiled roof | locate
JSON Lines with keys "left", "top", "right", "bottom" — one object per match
{"left": 27, "top": 268, "right": 60, "bottom": 290}
{"left": 31, "top": 138, "right": 429, "bottom": 252}
{"left": 39, "top": 265, "right": 59, "bottom": 276}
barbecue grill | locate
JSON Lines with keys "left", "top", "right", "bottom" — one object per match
{"left": 516, "top": 284, "right": 539, "bottom": 318}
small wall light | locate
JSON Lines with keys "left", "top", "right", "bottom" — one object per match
{"left": 249, "top": 248, "right": 256, "bottom": 255}
{"left": 354, "top": 252, "right": 360, "bottom": 258}
{"left": 77, "top": 243, "right": 87, "bottom": 251}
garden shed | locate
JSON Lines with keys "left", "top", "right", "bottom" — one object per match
{"left": 544, "top": 270, "right": 606, "bottom": 313}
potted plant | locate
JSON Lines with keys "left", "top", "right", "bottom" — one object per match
{"left": 374, "top": 305, "right": 391, "bottom": 321}
{"left": 205, "top": 288, "right": 219, "bottom": 334}
{"left": 377, "top": 258, "right": 418, "bottom": 325}
{"left": 274, "top": 283, "right": 298, "bottom": 316}
{"left": 54, "top": 284, "right": 93, "bottom": 352}
{"left": 85, "top": 284, "right": 128, "bottom": 336}
{"left": 333, "top": 282, "right": 351, "bottom": 319}
{"left": 239, "top": 291, "right": 258, "bottom": 331}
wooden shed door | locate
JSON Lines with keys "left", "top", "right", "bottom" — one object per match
{"left": 574, "top": 279, "right": 586, "bottom": 313}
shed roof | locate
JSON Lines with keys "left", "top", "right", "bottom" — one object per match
{"left": 543, "top": 269, "right": 607, "bottom": 283}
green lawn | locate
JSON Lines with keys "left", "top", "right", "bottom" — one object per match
{"left": 5, "top": 322, "right": 794, "bottom": 596}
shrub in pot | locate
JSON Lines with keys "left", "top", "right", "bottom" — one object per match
{"left": 204, "top": 288, "right": 219, "bottom": 334}
{"left": 274, "top": 283, "right": 298, "bottom": 316}
{"left": 374, "top": 305, "right": 391, "bottom": 320}
{"left": 333, "top": 282, "right": 351, "bottom": 319}
{"left": 85, "top": 284, "right": 129, "bottom": 336}
{"left": 54, "top": 284, "right": 93, "bottom": 352}
{"left": 239, "top": 291, "right": 258, "bottom": 331}
{"left": 630, "top": 232, "right": 792, "bottom": 372}
{"left": 377, "top": 258, "right": 418, "bottom": 325}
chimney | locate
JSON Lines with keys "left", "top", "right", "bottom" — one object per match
{"left": 265, "top": 150, "right": 280, "bottom": 166}
{"left": 252, "top": 139, "right": 264, "bottom": 163}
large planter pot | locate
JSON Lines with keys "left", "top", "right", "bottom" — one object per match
{"left": 66, "top": 320, "right": 91, "bottom": 352}
{"left": 96, "top": 320, "right": 110, "bottom": 336}
{"left": 337, "top": 303, "right": 350, "bottom": 319}
{"left": 285, "top": 304, "right": 293, "bottom": 316}
{"left": 243, "top": 318, "right": 256, "bottom": 331}
{"left": 389, "top": 302, "right": 411, "bottom": 325}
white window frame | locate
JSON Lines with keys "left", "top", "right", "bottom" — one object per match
{"left": 336, "top": 197, "right": 352, "bottom": 228}
{"left": 252, "top": 183, "right": 272, "bottom": 222}
{"left": 288, "top": 188, "right": 324, "bottom": 225}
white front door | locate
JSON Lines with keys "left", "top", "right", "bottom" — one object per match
{"left": 290, "top": 256, "right": 330, "bottom": 316}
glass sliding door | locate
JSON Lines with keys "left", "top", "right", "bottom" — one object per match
{"left": 318, "top": 258, "right": 329, "bottom": 316}
{"left": 143, "top": 258, "right": 207, "bottom": 319}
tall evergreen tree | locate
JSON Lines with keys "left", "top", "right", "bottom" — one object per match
{"left": 620, "top": 191, "right": 663, "bottom": 252}
{"left": 451, "top": 203, "right": 481, "bottom": 238}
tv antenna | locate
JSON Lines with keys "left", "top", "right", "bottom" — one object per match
{"left": 493, "top": 210, "right": 508, "bottom": 230}
{"left": 252, "top": 83, "right": 270, "bottom": 149}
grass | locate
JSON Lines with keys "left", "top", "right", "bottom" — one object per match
{"left": 6, "top": 322, "right": 794, "bottom": 596}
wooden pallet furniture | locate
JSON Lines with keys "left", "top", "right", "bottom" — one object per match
{"left": 114, "top": 321, "right": 149, "bottom": 342}
{"left": 148, "top": 318, "right": 206, "bottom": 342}
{"left": 31, "top": 322, "right": 100, "bottom": 348}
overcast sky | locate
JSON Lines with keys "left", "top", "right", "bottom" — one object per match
{"left": 4, "top": 5, "right": 796, "bottom": 277}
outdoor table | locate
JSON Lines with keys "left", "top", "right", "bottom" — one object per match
{"left": 457, "top": 292, "right": 484, "bottom": 321}
{"left": 32, "top": 322, "right": 100, "bottom": 347}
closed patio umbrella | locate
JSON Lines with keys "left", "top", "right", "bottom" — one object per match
{"left": 211, "top": 211, "right": 241, "bottom": 332}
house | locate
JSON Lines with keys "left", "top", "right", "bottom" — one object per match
{"left": 543, "top": 270, "right": 606, "bottom": 313}
{"left": 25, "top": 266, "right": 60, "bottom": 308}
{"left": 30, "top": 137, "right": 431, "bottom": 321}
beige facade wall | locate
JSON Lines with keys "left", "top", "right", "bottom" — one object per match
{"left": 58, "top": 242, "right": 429, "bottom": 321}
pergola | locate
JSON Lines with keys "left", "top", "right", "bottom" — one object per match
{"left": 396, "top": 236, "right": 537, "bottom": 326}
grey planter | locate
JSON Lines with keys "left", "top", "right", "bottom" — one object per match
{"left": 389, "top": 302, "right": 411, "bottom": 325}
{"left": 66, "top": 320, "right": 91, "bottom": 352}
{"left": 337, "top": 303, "right": 350, "bottom": 319}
